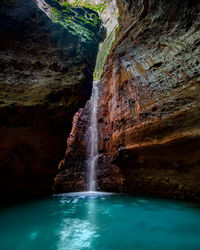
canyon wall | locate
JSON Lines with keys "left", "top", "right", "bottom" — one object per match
{"left": 0, "top": 0, "right": 103, "bottom": 203}
{"left": 98, "top": 0, "right": 200, "bottom": 200}
{"left": 55, "top": 0, "right": 200, "bottom": 200}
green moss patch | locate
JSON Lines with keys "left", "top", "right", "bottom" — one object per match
{"left": 45, "top": 0, "right": 104, "bottom": 43}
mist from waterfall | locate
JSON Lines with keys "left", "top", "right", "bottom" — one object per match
{"left": 87, "top": 81, "right": 99, "bottom": 191}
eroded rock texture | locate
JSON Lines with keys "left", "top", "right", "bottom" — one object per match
{"left": 53, "top": 99, "right": 124, "bottom": 193}
{"left": 98, "top": 0, "right": 200, "bottom": 200}
{"left": 0, "top": 0, "right": 103, "bottom": 203}
{"left": 55, "top": 0, "right": 200, "bottom": 200}
{"left": 54, "top": 105, "right": 90, "bottom": 192}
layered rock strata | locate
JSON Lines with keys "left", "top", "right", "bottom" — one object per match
{"left": 98, "top": 0, "right": 200, "bottom": 200}
{"left": 55, "top": 0, "right": 200, "bottom": 201}
{"left": 0, "top": 0, "right": 103, "bottom": 203}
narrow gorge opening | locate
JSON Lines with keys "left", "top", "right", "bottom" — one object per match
{"left": 46, "top": 0, "right": 120, "bottom": 193}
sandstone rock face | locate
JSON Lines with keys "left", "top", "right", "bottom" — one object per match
{"left": 55, "top": 0, "right": 200, "bottom": 201}
{"left": 97, "top": 0, "right": 200, "bottom": 200}
{"left": 0, "top": 0, "right": 103, "bottom": 203}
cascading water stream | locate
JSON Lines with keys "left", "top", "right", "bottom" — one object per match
{"left": 87, "top": 81, "right": 99, "bottom": 191}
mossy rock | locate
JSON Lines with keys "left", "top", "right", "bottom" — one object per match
{"left": 45, "top": 0, "right": 105, "bottom": 43}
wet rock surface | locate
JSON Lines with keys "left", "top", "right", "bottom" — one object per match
{"left": 53, "top": 106, "right": 89, "bottom": 193}
{"left": 56, "top": 0, "right": 200, "bottom": 201}
{"left": 0, "top": 0, "right": 103, "bottom": 203}
{"left": 53, "top": 99, "right": 124, "bottom": 193}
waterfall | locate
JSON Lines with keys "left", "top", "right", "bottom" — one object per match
{"left": 87, "top": 81, "right": 99, "bottom": 191}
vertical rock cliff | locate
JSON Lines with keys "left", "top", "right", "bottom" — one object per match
{"left": 55, "top": 0, "right": 200, "bottom": 201}
{"left": 0, "top": 0, "right": 104, "bottom": 203}
{"left": 98, "top": 0, "right": 200, "bottom": 200}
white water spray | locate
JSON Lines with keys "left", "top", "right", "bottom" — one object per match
{"left": 87, "top": 81, "right": 99, "bottom": 191}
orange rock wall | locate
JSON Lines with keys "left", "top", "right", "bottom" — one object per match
{"left": 54, "top": 0, "right": 200, "bottom": 201}
{"left": 97, "top": 0, "right": 200, "bottom": 200}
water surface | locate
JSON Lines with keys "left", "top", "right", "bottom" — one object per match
{"left": 1, "top": 192, "right": 200, "bottom": 250}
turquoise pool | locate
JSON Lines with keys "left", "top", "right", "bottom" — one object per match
{"left": 0, "top": 192, "right": 200, "bottom": 250}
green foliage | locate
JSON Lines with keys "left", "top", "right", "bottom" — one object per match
{"left": 94, "top": 25, "right": 118, "bottom": 80}
{"left": 47, "top": 0, "right": 102, "bottom": 42}
{"left": 60, "top": 0, "right": 107, "bottom": 14}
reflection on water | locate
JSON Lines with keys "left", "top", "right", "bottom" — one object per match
{"left": 57, "top": 218, "right": 95, "bottom": 250}
{"left": 0, "top": 192, "right": 200, "bottom": 250}
{"left": 57, "top": 193, "right": 99, "bottom": 250}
